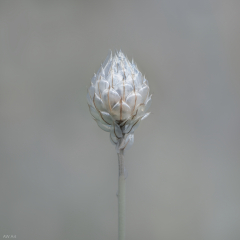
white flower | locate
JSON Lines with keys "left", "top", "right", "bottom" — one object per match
{"left": 87, "top": 50, "right": 151, "bottom": 152}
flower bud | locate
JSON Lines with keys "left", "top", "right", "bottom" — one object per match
{"left": 87, "top": 50, "right": 151, "bottom": 152}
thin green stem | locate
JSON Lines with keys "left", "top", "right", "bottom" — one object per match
{"left": 118, "top": 149, "right": 126, "bottom": 240}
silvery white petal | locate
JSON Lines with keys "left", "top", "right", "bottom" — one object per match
{"left": 132, "top": 104, "right": 145, "bottom": 119}
{"left": 110, "top": 130, "right": 119, "bottom": 144}
{"left": 110, "top": 132, "right": 118, "bottom": 145}
{"left": 138, "top": 84, "right": 149, "bottom": 103}
{"left": 89, "top": 106, "right": 101, "bottom": 121}
{"left": 126, "top": 92, "right": 142, "bottom": 112}
{"left": 93, "top": 93, "right": 106, "bottom": 111}
{"left": 97, "top": 66, "right": 105, "bottom": 79}
{"left": 95, "top": 119, "right": 113, "bottom": 132}
{"left": 141, "top": 112, "right": 151, "bottom": 121}
{"left": 104, "top": 62, "right": 112, "bottom": 77}
{"left": 91, "top": 73, "right": 97, "bottom": 85}
{"left": 106, "top": 72, "right": 122, "bottom": 88}
{"left": 131, "top": 60, "right": 139, "bottom": 74}
{"left": 123, "top": 117, "right": 141, "bottom": 134}
{"left": 95, "top": 80, "right": 109, "bottom": 98}
{"left": 115, "top": 83, "right": 133, "bottom": 100}
{"left": 144, "top": 95, "right": 152, "bottom": 111}
{"left": 133, "top": 73, "right": 143, "bottom": 90}
{"left": 100, "top": 111, "right": 113, "bottom": 125}
{"left": 111, "top": 101, "right": 131, "bottom": 121}
{"left": 114, "top": 124, "right": 123, "bottom": 138}
{"left": 87, "top": 92, "right": 93, "bottom": 106}
{"left": 103, "top": 55, "right": 113, "bottom": 76}
{"left": 119, "top": 117, "right": 131, "bottom": 127}
{"left": 102, "top": 88, "right": 121, "bottom": 111}
{"left": 116, "top": 64, "right": 125, "bottom": 77}
{"left": 143, "top": 77, "right": 149, "bottom": 86}
{"left": 88, "top": 85, "right": 95, "bottom": 99}
{"left": 125, "top": 74, "right": 134, "bottom": 86}
{"left": 117, "top": 50, "right": 125, "bottom": 59}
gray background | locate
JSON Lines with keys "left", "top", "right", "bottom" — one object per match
{"left": 0, "top": 0, "right": 240, "bottom": 240}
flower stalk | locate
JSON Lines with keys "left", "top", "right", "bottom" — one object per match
{"left": 118, "top": 149, "right": 126, "bottom": 240}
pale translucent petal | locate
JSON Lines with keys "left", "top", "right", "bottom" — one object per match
{"left": 138, "top": 84, "right": 149, "bottom": 103}
{"left": 87, "top": 92, "right": 93, "bottom": 107}
{"left": 123, "top": 117, "right": 141, "bottom": 134}
{"left": 131, "top": 60, "right": 139, "bottom": 74}
{"left": 89, "top": 106, "right": 101, "bottom": 121}
{"left": 111, "top": 55, "right": 117, "bottom": 70}
{"left": 103, "top": 53, "right": 113, "bottom": 76}
{"left": 110, "top": 130, "right": 119, "bottom": 144}
{"left": 117, "top": 50, "right": 125, "bottom": 59}
{"left": 106, "top": 71, "right": 113, "bottom": 85}
{"left": 118, "top": 62, "right": 124, "bottom": 74}
{"left": 91, "top": 73, "right": 97, "bottom": 85}
{"left": 126, "top": 92, "right": 142, "bottom": 112}
{"left": 122, "top": 123, "right": 131, "bottom": 134}
{"left": 141, "top": 112, "right": 151, "bottom": 121}
{"left": 102, "top": 50, "right": 112, "bottom": 69}
{"left": 95, "top": 80, "right": 109, "bottom": 97}
{"left": 102, "top": 88, "right": 121, "bottom": 111}
{"left": 110, "top": 132, "right": 118, "bottom": 145}
{"left": 95, "top": 119, "right": 113, "bottom": 132}
{"left": 112, "top": 62, "right": 118, "bottom": 74}
{"left": 117, "top": 63, "right": 125, "bottom": 77}
{"left": 100, "top": 111, "right": 113, "bottom": 125}
{"left": 115, "top": 83, "right": 133, "bottom": 100}
{"left": 104, "top": 62, "right": 112, "bottom": 77}
{"left": 114, "top": 124, "right": 123, "bottom": 138}
{"left": 120, "top": 118, "right": 132, "bottom": 130}
{"left": 129, "top": 103, "right": 144, "bottom": 120}
{"left": 143, "top": 77, "right": 149, "bottom": 86}
{"left": 123, "top": 56, "right": 132, "bottom": 75}
{"left": 119, "top": 117, "right": 131, "bottom": 127}
{"left": 133, "top": 73, "right": 143, "bottom": 90}
{"left": 130, "top": 119, "right": 141, "bottom": 133}
{"left": 89, "top": 106, "right": 112, "bottom": 125}
{"left": 111, "top": 101, "right": 131, "bottom": 121}
{"left": 106, "top": 72, "right": 122, "bottom": 88}
{"left": 144, "top": 95, "right": 152, "bottom": 111}
{"left": 88, "top": 85, "right": 95, "bottom": 99}
{"left": 97, "top": 66, "right": 105, "bottom": 79}
{"left": 93, "top": 93, "right": 106, "bottom": 111}
{"left": 125, "top": 74, "right": 134, "bottom": 86}
{"left": 134, "top": 72, "right": 143, "bottom": 83}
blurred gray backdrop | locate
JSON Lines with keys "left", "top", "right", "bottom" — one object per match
{"left": 0, "top": 0, "right": 240, "bottom": 240}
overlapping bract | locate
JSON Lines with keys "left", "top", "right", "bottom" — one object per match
{"left": 87, "top": 50, "right": 151, "bottom": 152}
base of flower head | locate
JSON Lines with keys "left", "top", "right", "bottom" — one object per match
{"left": 107, "top": 112, "right": 150, "bottom": 153}
{"left": 111, "top": 133, "right": 134, "bottom": 153}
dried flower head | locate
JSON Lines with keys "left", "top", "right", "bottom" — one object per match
{"left": 87, "top": 50, "right": 152, "bottom": 152}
